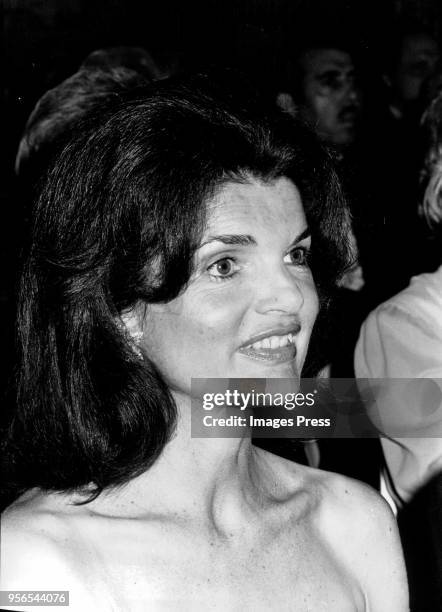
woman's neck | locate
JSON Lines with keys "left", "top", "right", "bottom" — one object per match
{"left": 90, "top": 393, "right": 272, "bottom": 534}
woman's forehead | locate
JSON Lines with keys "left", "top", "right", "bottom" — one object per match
{"left": 203, "top": 177, "right": 305, "bottom": 235}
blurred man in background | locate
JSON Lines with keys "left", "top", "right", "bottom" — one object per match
{"left": 277, "top": 40, "right": 362, "bottom": 150}
{"left": 386, "top": 26, "right": 439, "bottom": 122}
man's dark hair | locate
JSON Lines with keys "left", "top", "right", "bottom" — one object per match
{"left": 15, "top": 65, "right": 151, "bottom": 180}
{"left": 80, "top": 46, "right": 172, "bottom": 81}
{"left": 2, "top": 75, "right": 351, "bottom": 502}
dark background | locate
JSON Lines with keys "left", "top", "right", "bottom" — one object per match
{"left": 3, "top": 0, "right": 442, "bottom": 168}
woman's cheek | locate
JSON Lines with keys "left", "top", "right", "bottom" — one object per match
{"left": 309, "top": 283, "right": 320, "bottom": 322}
{"left": 191, "top": 291, "right": 249, "bottom": 347}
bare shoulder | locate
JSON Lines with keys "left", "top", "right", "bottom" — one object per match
{"left": 1, "top": 493, "right": 101, "bottom": 611}
{"left": 2, "top": 492, "right": 69, "bottom": 563}
{"left": 255, "top": 450, "right": 408, "bottom": 609}
{"left": 261, "top": 447, "right": 394, "bottom": 521}
{"left": 312, "top": 467, "right": 398, "bottom": 537}
{"left": 313, "top": 470, "right": 409, "bottom": 611}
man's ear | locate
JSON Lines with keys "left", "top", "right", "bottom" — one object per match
{"left": 276, "top": 92, "right": 297, "bottom": 117}
{"left": 382, "top": 73, "right": 392, "bottom": 89}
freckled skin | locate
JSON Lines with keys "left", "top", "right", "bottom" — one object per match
{"left": 1, "top": 460, "right": 408, "bottom": 611}
{"left": 141, "top": 177, "right": 319, "bottom": 390}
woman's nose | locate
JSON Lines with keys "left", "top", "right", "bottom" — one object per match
{"left": 254, "top": 267, "right": 306, "bottom": 315}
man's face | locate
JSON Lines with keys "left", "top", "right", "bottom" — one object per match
{"left": 300, "top": 48, "right": 361, "bottom": 147}
{"left": 394, "top": 34, "right": 440, "bottom": 103}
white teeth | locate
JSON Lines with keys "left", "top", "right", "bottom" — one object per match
{"left": 246, "top": 333, "right": 295, "bottom": 351}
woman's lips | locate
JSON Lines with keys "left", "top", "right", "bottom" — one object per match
{"left": 238, "top": 329, "right": 299, "bottom": 363}
{"left": 238, "top": 344, "right": 296, "bottom": 363}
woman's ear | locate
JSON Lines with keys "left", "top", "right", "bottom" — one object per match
{"left": 276, "top": 92, "right": 297, "bottom": 117}
{"left": 119, "top": 307, "right": 144, "bottom": 357}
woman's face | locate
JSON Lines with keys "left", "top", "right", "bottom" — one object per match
{"left": 140, "top": 177, "right": 319, "bottom": 396}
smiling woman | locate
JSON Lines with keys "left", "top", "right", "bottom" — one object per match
{"left": 1, "top": 74, "right": 408, "bottom": 611}
{"left": 137, "top": 178, "right": 318, "bottom": 389}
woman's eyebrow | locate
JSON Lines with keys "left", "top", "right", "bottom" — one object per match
{"left": 199, "top": 234, "right": 257, "bottom": 248}
{"left": 199, "top": 227, "right": 310, "bottom": 249}
{"left": 290, "top": 227, "right": 311, "bottom": 245}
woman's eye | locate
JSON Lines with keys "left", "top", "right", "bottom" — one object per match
{"left": 207, "top": 257, "right": 238, "bottom": 280}
{"left": 287, "top": 247, "right": 310, "bottom": 266}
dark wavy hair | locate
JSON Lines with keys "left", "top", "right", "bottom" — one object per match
{"left": 2, "top": 74, "right": 351, "bottom": 501}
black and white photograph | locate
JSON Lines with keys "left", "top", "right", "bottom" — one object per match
{"left": 1, "top": 1, "right": 441, "bottom": 610}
